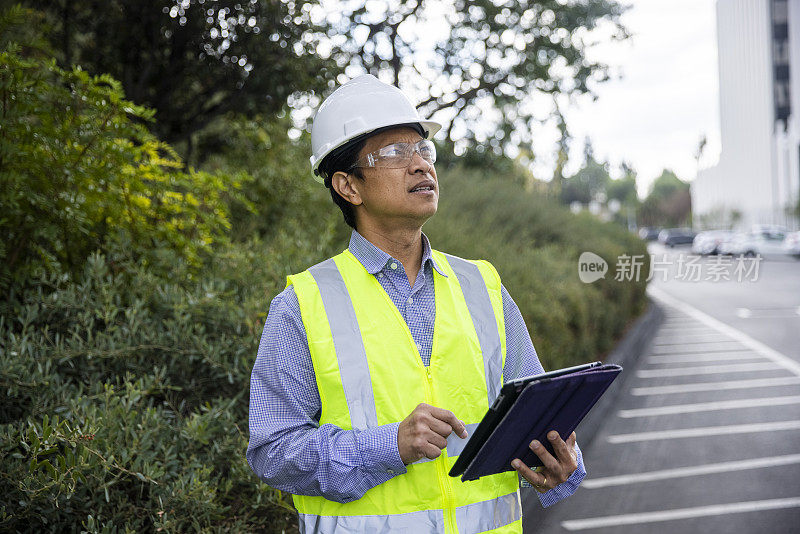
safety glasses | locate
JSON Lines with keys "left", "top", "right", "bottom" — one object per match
{"left": 350, "top": 139, "right": 436, "bottom": 170}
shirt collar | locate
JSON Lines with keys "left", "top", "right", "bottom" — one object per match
{"left": 348, "top": 230, "right": 447, "bottom": 277}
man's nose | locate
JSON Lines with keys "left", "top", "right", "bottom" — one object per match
{"left": 408, "top": 152, "right": 433, "bottom": 174}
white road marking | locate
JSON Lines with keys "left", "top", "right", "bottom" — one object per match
{"left": 653, "top": 338, "right": 741, "bottom": 347}
{"left": 630, "top": 376, "right": 800, "bottom": 395}
{"left": 655, "top": 328, "right": 728, "bottom": 335}
{"left": 582, "top": 454, "right": 800, "bottom": 489}
{"left": 653, "top": 331, "right": 731, "bottom": 339}
{"left": 652, "top": 338, "right": 735, "bottom": 347}
{"left": 648, "top": 286, "right": 800, "bottom": 377}
{"left": 646, "top": 352, "right": 761, "bottom": 364}
{"left": 637, "top": 362, "right": 781, "bottom": 377}
{"left": 657, "top": 325, "right": 713, "bottom": 330}
{"left": 653, "top": 330, "right": 729, "bottom": 337}
{"left": 650, "top": 345, "right": 750, "bottom": 356}
{"left": 736, "top": 307, "right": 752, "bottom": 318}
{"left": 617, "top": 395, "right": 800, "bottom": 418}
{"left": 730, "top": 314, "right": 800, "bottom": 320}
{"left": 607, "top": 420, "right": 800, "bottom": 443}
{"left": 560, "top": 497, "right": 800, "bottom": 531}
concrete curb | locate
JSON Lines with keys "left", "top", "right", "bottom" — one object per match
{"left": 577, "top": 298, "right": 665, "bottom": 450}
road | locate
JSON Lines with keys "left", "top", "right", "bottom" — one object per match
{"left": 523, "top": 244, "right": 800, "bottom": 533}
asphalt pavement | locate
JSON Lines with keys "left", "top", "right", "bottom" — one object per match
{"left": 523, "top": 244, "right": 800, "bottom": 533}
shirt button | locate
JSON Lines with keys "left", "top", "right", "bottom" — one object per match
{"left": 407, "top": 297, "right": 413, "bottom": 304}
{"left": 390, "top": 262, "right": 398, "bottom": 270}
{"left": 377, "top": 272, "right": 384, "bottom": 278}
{"left": 387, "top": 469, "right": 396, "bottom": 475}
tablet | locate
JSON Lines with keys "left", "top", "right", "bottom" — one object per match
{"left": 449, "top": 361, "right": 621, "bottom": 480}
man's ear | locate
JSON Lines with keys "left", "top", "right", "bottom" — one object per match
{"left": 331, "top": 171, "right": 363, "bottom": 206}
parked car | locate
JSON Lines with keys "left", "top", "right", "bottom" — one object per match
{"left": 725, "top": 226, "right": 787, "bottom": 258}
{"left": 718, "top": 232, "right": 743, "bottom": 255}
{"left": 658, "top": 228, "right": 696, "bottom": 247}
{"left": 692, "top": 230, "right": 734, "bottom": 255}
{"left": 638, "top": 227, "right": 661, "bottom": 241}
{"left": 783, "top": 231, "right": 800, "bottom": 258}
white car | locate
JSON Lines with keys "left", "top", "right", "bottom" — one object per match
{"left": 718, "top": 232, "right": 744, "bottom": 255}
{"left": 726, "top": 228, "right": 787, "bottom": 258}
{"left": 783, "top": 231, "right": 800, "bottom": 258}
{"left": 692, "top": 230, "right": 733, "bottom": 255}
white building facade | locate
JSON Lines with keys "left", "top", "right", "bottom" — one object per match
{"left": 692, "top": 0, "right": 800, "bottom": 230}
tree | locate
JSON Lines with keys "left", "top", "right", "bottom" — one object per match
{"left": 606, "top": 175, "right": 636, "bottom": 202}
{"left": 560, "top": 145, "right": 611, "bottom": 205}
{"left": 549, "top": 102, "right": 571, "bottom": 198}
{"left": 638, "top": 169, "right": 691, "bottom": 227}
{"left": 323, "top": 0, "right": 628, "bottom": 152}
{"left": 694, "top": 134, "right": 707, "bottom": 164}
{"left": 647, "top": 169, "right": 686, "bottom": 201}
{"left": 27, "top": 0, "right": 338, "bottom": 164}
{"left": 606, "top": 161, "right": 637, "bottom": 204}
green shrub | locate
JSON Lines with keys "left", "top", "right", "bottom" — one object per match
{"left": 201, "top": 114, "right": 349, "bottom": 245}
{"left": 0, "top": 253, "right": 303, "bottom": 533}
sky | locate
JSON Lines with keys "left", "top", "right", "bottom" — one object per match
{"left": 557, "top": 0, "right": 721, "bottom": 197}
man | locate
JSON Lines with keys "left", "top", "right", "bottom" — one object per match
{"left": 247, "top": 74, "right": 585, "bottom": 533}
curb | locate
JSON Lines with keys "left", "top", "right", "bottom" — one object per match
{"left": 577, "top": 298, "right": 665, "bottom": 450}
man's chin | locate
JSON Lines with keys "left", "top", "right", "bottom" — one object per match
{"left": 416, "top": 205, "right": 438, "bottom": 225}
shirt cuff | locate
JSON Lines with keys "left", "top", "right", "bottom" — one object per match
{"left": 356, "top": 422, "right": 407, "bottom": 477}
{"left": 537, "top": 444, "right": 587, "bottom": 508}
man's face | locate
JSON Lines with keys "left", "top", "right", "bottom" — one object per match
{"left": 348, "top": 127, "right": 439, "bottom": 229}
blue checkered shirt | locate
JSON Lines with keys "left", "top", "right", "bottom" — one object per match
{"left": 247, "top": 230, "right": 585, "bottom": 508}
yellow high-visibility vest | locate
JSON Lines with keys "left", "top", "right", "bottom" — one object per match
{"left": 287, "top": 248, "right": 522, "bottom": 534}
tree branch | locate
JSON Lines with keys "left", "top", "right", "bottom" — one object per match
{"left": 425, "top": 73, "right": 508, "bottom": 116}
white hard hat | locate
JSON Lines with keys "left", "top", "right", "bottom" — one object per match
{"left": 310, "top": 74, "right": 442, "bottom": 182}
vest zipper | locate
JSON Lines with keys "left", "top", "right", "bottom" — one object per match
{"left": 424, "top": 366, "right": 458, "bottom": 534}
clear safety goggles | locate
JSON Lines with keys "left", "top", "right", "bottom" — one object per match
{"left": 350, "top": 139, "right": 436, "bottom": 170}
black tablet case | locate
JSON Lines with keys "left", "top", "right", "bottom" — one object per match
{"left": 459, "top": 365, "right": 622, "bottom": 482}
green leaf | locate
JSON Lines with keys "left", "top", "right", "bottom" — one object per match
{"left": 39, "top": 459, "right": 57, "bottom": 479}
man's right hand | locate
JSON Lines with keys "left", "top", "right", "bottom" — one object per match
{"left": 397, "top": 403, "right": 468, "bottom": 464}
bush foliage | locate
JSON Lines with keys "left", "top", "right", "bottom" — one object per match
{"left": 0, "top": 253, "right": 301, "bottom": 532}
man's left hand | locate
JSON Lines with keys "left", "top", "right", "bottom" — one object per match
{"left": 511, "top": 431, "right": 578, "bottom": 493}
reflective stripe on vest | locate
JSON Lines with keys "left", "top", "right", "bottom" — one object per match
{"left": 308, "top": 258, "right": 378, "bottom": 431}
{"left": 298, "top": 491, "right": 521, "bottom": 534}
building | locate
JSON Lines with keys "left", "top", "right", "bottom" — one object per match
{"left": 692, "top": 0, "right": 800, "bottom": 230}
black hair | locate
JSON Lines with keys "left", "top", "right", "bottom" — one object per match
{"left": 316, "top": 123, "right": 426, "bottom": 230}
